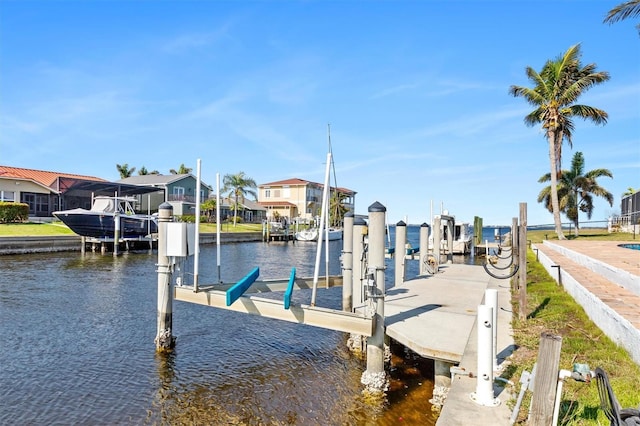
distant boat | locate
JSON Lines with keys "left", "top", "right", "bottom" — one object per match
{"left": 429, "top": 220, "right": 472, "bottom": 254}
{"left": 295, "top": 227, "right": 343, "bottom": 242}
{"left": 53, "top": 196, "right": 158, "bottom": 239}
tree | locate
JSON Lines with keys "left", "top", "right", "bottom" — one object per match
{"left": 329, "top": 190, "right": 348, "bottom": 228}
{"left": 116, "top": 163, "right": 136, "bottom": 178}
{"left": 170, "top": 164, "right": 192, "bottom": 175}
{"left": 200, "top": 198, "right": 217, "bottom": 222}
{"left": 623, "top": 187, "right": 637, "bottom": 196}
{"left": 138, "top": 166, "right": 160, "bottom": 175}
{"left": 222, "top": 172, "right": 257, "bottom": 226}
{"left": 604, "top": 0, "right": 640, "bottom": 34}
{"left": 509, "top": 44, "right": 610, "bottom": 239}
{"left": 537, "top": 151, "right": 613, "bottom": 237}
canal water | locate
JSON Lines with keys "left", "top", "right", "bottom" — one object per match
{"left": 0, "top": 226, "right": 505, "bottom": 425}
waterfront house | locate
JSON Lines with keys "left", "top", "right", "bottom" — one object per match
{"left": 117, "top": 174, "right": 213, "bottom": 216}
{"left": 257, "top": 178, "right": 355, "bottom": 223}
{"left": 0, "top": 165, "right": 154, "bottom": 218}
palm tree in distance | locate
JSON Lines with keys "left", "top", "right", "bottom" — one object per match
{"left": 116, "top": 163, "right": 136, "bottom": 178}
{"left": 537, "top": 151, "right": 613, "bottom": 237}
{"left": 604, "top": 0, "right": 640, "bottom": 34}
{"left": 222, "top": 172, "right": 257, "bottom": 226}
{"left": 138, "top": 166, "right": 160, "bottom": 175}
{"left": 170, "top": 164, "right": 192, "bottom": 175}
{"left": 509, "top": 44, "right": 610, "bottom": 239}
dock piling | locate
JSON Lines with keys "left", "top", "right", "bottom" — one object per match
{"left": 419, "top": 223, "right": 429, "bottom": 275}
{"left": 471, "top": 304, "right": 500, "bottom": 406}
{"left": 342, "top": 213, "right": 354, "bottom": 312}
{"left": 155, "top": 202, "right": 176, "bottom": 352}
{"left": 361, "top": 202, "right": 388, "bottom": 394}
{"left": 394, "top": 220, "right": 406, "bottom": 286}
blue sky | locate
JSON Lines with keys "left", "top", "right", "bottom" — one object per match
{"left": 1, "top": 1, "right": 638, "bottom": 226}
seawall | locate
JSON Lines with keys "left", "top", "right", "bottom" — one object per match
{"left": 0, "top": 232, "right": 264, "bottom": 255}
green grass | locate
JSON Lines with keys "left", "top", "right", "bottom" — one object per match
{"left": 508, "top": 239, "right": 640, "bottom": 425}
{"left": 527, "top": 228, "right": 637, "bottom": 244}
{"left": 0, "top": 221, "right": 265, "bottom": 236}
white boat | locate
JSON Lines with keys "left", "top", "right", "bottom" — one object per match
{"left": 429, "top": 221, "right": 472, "bottom": 254}
{"left": 53, "top": 196, "right": 157, "bottom": 239}
{"left": 295, "top": 227, "right": 343, "bottom": 242}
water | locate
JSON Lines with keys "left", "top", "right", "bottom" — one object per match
{"left": 1, "top": 226, "right": 504, "bottom": 425}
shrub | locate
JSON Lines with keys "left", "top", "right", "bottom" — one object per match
{"left": 0, "top": 202, "right": 29, "bottom": 223}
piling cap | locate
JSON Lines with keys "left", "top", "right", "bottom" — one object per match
{"left": 368, "top": 201, "right": 386, "bottom": 212}
{"left": 396, "top": 220, "right": 406, "bottom": 227}
{"left": 345, "top": 212, "right": 354, "bottom": 218}
{"left": 159, "top": 202, "right": 173, "bottom": 211}
{"left": 353, "top": 217, "right": 367, "bottom": 226}
{"left": 421, "top": 222, "right": 430, "bottom": 228}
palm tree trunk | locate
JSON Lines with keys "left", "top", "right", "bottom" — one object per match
{"left": 548, "top": 131, "right": 566, "bottom": 240}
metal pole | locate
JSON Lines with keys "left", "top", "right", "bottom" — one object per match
{"left": 113, "top": 211, "right": 120, "bottom": 257}
{"left": 471, "top": 304, "right": 499, "bottom": 406}
{"left": 342, "top": 212, "right": 354, "bottom": 311}
{"left": 216, "top": 173, "right": 221, "bottom": 283}
{"left": 362, "top": 201, "right": 387, "bottom": 394}
{"left": 194, "top": 159, "right": 201, "bottom": 291}
{"left": 394, "top": 220, "right": 406, "bottom": 287}
{"left": 155, "top": 202, "right": 175, "bottom": 351}
{"left": 518, "top": 203, "right": 527, "bottom": 321}
{"left": 311, "top": 152, "right": 332, "bottom": 306}
{"left": 486, "top": 288, "right": 499, "bottom": 371}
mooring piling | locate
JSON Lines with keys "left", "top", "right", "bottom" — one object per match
{"left": 155, "top": 202, "right": 175, "bottom": 352}
{"left": 361, "top": 201, "right": 387, "bottom": 393}
{"left": 352, "top": 216, "right": 367, "bottom": 311}
{"left": 394, "top": 220, "right": 406, "bottom": 287}
{"left": 342, "top": 212, "right": 354, "bottom": 312}
{"left": 419, "top": 223, "right": 429, "bottom": 275}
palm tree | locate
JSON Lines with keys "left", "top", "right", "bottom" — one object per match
{"left": 623, "top": 187, "right": 637, "bottom": 196}
{"left": 537, "top": 151, "right": 613, "bottom": 237}
{"left": 329, "top": 190, "right": 348, "bottom": 228}
{"left": 116, "top": 163, "right": 136, "bottom": 178}
{"left": 222, "top": 172, "right": 257, "bottom": 226}
{"left": 170, "top": 164, "right": 192, "bottom": 175}
{"left": 509, "top": 44, "right": 610, "bottom": 239}
{"left": 604, "top": 0, "right": 640, "bottom": 34}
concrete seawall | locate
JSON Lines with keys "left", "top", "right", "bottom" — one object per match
{"left": 0, "top": 232, "right": 264, "bottom": 255}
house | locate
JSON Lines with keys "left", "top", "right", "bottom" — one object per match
{"left": 257, "top": 178, "right": 356, "bottom": 223}
{"left": 0, "top": 165, "right": 155, "bottom": 218}
{"left": 117, "top": 174, "right": 214, "bottom": 216}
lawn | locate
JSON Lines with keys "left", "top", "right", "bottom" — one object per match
{"left": 507, "top": 229, "right": 640, "bottom": 425}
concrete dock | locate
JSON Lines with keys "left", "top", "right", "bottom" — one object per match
{"left": 382, "top": 260, "right": 516, "bottom": 425}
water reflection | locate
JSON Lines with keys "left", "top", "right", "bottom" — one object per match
{"left": 1, "top": 235, "right": 453, "bottom": 425}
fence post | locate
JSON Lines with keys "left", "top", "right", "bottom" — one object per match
{"left": 529, "top": 333, "right": 563, "bottom": 426}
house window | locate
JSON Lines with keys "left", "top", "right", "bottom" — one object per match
{"left": 274, "top": 189, "right": 281, "bottom": 198}
{"left": 265, "top": 189, "right": 271, "bottom": 198}
{"left": 0, "top": 191, "right": 15, "bottom": 202}
{"left": 283, "top": 185, "right": 290, "bottom": 198}
{"left": 173, "top": 186, "right": 185, "bottom": 200}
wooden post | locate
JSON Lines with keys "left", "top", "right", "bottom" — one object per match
{"left": 530, "top": 332, "right": 563, "bottom": 426}
{"left": 419, "top": 223, "right": 429, "bottom": 275}
{"left": 473, "top": 216, "right": 483, "bottom": 252}
{"left": 394, "top": 220, "right": 406, "bottom": 286}
{"left": 342, "top": 213, "right": 354, "bottom": 312}
{"left": 518, "top": 203, "right": 527, "bottom": 320}
{"left": 155, "top": 202, "right": 176, "bottom": 352}
{"left": 362, "top": 202, "right": 387, "bottom": 393}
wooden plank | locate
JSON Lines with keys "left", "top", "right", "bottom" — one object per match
{"left": 284, "top": 267, "right": 296, "bottom": 309}
{"left": 529, "top": 332, "right": 562, "bottom": 426}
{"left": 226, "top": 267, "right": 260, "bottom": 306}
{"left": 175, "top": 287, "right": 374, "bottom": 336}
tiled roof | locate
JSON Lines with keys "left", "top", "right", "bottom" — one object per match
{"left": 258, "top": 201, "right": 297, "bottom": 207}
{"left": 0, "top": 165, "right": 107, "bottom": 187}
{"left": 259, "top": 177, "right": 355, "bottom": 194}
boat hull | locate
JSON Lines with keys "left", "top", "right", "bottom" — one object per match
{"left": 53, "top": 211, "right": 157, "bottom": 239}
{"left": 295, "top": 228, "right": 343, "bottom": 242}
